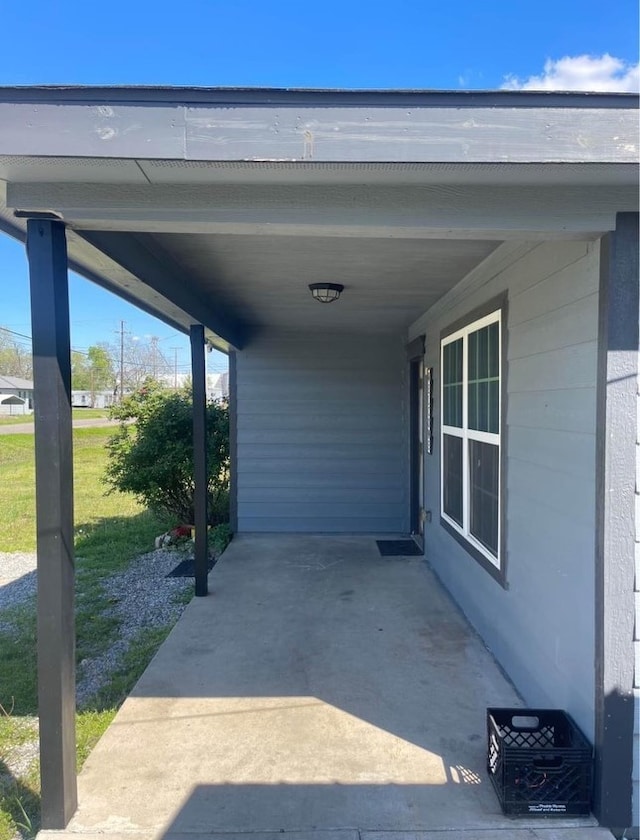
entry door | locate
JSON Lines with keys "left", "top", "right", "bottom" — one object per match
{"left": 409, "top": 357, "right": 425, "bottom": 548}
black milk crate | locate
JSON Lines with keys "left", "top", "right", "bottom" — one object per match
{"left": 487, "top": 708, "right": 593, "bottom": 817}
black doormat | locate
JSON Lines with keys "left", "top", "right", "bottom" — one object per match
{"left": 166, "top": 556, "right": 215, "bottom": 578}
{"left": 376, "top": 539, "right": 422, "bottom": 557}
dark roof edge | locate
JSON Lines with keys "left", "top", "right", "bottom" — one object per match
{"left": 0, "top": 215, "right": 189, "bottom": 336}
{"left": 0, "top": 85, "right": 637, "bottom": 108}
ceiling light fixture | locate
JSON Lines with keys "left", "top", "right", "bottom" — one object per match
{"left": 308, "top": 283, "right": 344, "bottom": 303}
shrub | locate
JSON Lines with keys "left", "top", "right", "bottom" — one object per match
{"left": 105, "top": 381, "right": 230, "bottom": 526}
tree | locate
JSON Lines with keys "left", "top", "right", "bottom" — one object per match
{"left": 71, "top": 344, "right": 116, "bottom": 400}
{"left": 0, "top": 327, "right": 32, "bottom": 378}
{"left": 71, "top": 351, "right": 91, "bottom": 390}
{"left": 104, "top": 381, "right": 229, "bottom": 526}
{"left": 106, "top": 334, "right": 173, "bottom": 396}
{"left": 88, "top": 345, "right": 116, "bottom": 391}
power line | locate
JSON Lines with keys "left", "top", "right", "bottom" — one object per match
{"left": 0, "top": 326, "right": 93, "bottom": 358}
{"left": 0, "top": 326, "right": 228, "bottom": 374}
{"left": 0, "top": 327, "right": 32, "bottom": 342}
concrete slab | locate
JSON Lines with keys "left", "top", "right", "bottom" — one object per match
{"left": 38, "top": 832, "right": 614, "bottom": 840}
{"left": 363, "top": 830, "right": 613, "bottom": 839}
{"left": 54, "top": 536, "right": 607, "bottom": 839}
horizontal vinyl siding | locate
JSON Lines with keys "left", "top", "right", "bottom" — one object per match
{"left": 634, "top": 371, "right": 640, "bottom": 831}
{"left": 235, "top": 332, "right": 407, "bottom": 533}
{"left": 409, "top": 239, "right": 599, "bottom": 742}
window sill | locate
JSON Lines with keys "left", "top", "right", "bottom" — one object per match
{"left": 440, "top": 516, "right": 508, "bottom": 589}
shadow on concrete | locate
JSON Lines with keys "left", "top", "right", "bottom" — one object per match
{"left": 158, "top": 782, "right": 493, "bottom": 836}
{"left": 152, "top": 783, "right": 611, "bottom": 839}
{"left": 67, "top": 535, "right": 602, "bottom": 836}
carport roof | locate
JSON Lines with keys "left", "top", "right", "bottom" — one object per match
{"left": 0, "top": 86, "right": 637, "bottom": 350}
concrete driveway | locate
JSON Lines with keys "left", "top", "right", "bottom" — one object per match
{"left": 49, "top": 535, "right": 610, "bottom": 840}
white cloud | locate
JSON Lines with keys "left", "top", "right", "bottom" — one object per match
{"left": 502, "top": 54, "right": 639, "bottom": 92}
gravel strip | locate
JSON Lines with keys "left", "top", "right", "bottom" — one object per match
{"left": 0, "top": 545, "right": 200, "bottom": 797}
{"left": 76, "top": 548, "right": 193, "bottom": 706}
{"left": 0, "top": 551, "right": 37, "bottom": 607}
{"left": 0, "top": 551, "right": 37, "bottom": 584}
{"left": 0, "top": 717, "right": 39, "bottom": 779}
{"left": 0, "top": 547, "right": 195, "bottom": 705}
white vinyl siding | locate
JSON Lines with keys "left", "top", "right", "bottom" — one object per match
{"left": 634, "top": 353, "right": 640, "bottom": 830}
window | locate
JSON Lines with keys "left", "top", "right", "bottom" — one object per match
{"left": 441, "top": 308, "right": 502, "bottom": 570}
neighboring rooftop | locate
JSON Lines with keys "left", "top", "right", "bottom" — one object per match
{"left": 0, "top": 375, "right": 33, "bottom": 390}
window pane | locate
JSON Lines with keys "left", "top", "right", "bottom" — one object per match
{"left": 469, "top": 440, "right": 499, "bottom": 557}
{"left": 468, "top": 322, "right": 499, "bottom": 434}
{"left": 473, "top": 326, "right": 488, "bottom": 379}
{"left": 443, "top": 338, "right": 462, "bottom": 427}
{"left": 488, "top": 321, "right": 499, "bottom": 378}
{"left": 468, "top": 381, "right": 477, "bottom": 430}
{"left": 488, "top": 380, "right": 499, "bottom": 435}
{"left": 443, "top": 434, "right": 463, "bottom": 526}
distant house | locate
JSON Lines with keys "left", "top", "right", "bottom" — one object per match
{"left": 216, "top": 371, "right": 229, "bottom": 400}
{"left": 157, "top": 371, "right": 229, "bottom": 400}
{"left": 0, "top": 375, "right": 33, "bottom": 414}
{"left": 71, "top": 390, "right": 116, "bottom": 409}
{"left": 208, "top": 371, "right": 229, "bottom": 401}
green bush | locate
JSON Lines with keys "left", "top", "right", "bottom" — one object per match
{"left": 105, "top": 381, "right": 230, "bottom": 527}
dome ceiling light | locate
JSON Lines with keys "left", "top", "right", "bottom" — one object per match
{"left": 308, "top": 283, "right": 344, "bottom": 303}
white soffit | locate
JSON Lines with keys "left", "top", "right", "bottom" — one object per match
{"left": 0, "top": 156, "right": 148, "bottom": 184}
{"left": 138, "top": 160, "right": 638, "bottom": 186}
{"left": 0, "top": 157, "right": 637, "bottom": 187}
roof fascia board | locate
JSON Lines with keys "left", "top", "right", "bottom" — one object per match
{"left": 77, "top": 230, "right": 247, "bottom": 350}
{"left": 0, "top": 101, "right": 637, "bottom": 163}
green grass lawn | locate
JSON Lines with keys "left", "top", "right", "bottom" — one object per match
{"left": 0, "top": 427, "right": 151, "bottom": 553}
{"left": 0, "top": 427, "right": 180, "bottom": 840}
{"left": 0, "top": 408, "right": 110, "bottom": 427}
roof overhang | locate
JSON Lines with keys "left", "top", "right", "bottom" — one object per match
{"left": 0, "top": 87, "right": 638, "bottom": 350}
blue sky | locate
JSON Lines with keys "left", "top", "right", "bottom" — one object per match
{"left": 1, "top": 0, "right": 638, "bottom": 375}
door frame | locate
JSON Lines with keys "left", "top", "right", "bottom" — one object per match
{"left": 407, "top": 336, "right": 426, "bottom": 550}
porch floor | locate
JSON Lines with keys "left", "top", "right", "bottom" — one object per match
{"left": 48, "top": 535, "right": 610, "bottom": 839}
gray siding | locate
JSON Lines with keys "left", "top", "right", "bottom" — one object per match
{"left": 410, "top": 240, "right": 599, "bottom": 741}
{"left": 235, "top": 332, "right": 407, "bottom": 533}
{"left": 635, "top": 365, "right": 640, "bottom": 831}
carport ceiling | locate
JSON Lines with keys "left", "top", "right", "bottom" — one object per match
{"left": 113, "top": 231, "right": 499, "bottom": 333}
{"left": 3, "top": 159, "right": 636, "bottom": 346}
{"left": 0, "top": 88, "right": 637, "bottom": 350}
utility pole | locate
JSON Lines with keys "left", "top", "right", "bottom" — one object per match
{"left": 171, "top": 346, "right": 180, "bottom": 390}
{"left": 117, "top": 320, "right": 125, "bottom": 403}
{"left": 150, "top": 336, "right": 159, "bottom": 381}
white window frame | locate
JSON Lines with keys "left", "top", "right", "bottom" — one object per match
{"left": 440, "top": 308, "right": 502, "bottom": 569}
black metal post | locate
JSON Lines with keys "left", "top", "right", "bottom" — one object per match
{"left": 26, "top": 219, "right": 77, "bottom": 828}
{"left": 190, "top": 325, "right": 208, "bottom": 596}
